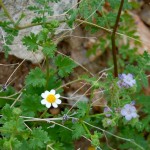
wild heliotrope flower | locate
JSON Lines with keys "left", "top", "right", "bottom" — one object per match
{"left": 41, "top": 89, "right": 61, "bottom": 108}
{"left": 117, "top": 73, "right": 136, "bottom": 88}
{"left": 104, "top": 107, "right": 112, "bottom": 117}
{"left": 121, "top": 104, "right": 138, "bottom": 121}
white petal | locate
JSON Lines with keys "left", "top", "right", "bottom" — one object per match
{"left": 55, "top": 94, "right": 60, "bottom": 98}
{"left": 128, "top": 81, "right": 134, "bottom": 87}
{"left": 52, "top": 103, "right": 58, "bottom": 108}
{"left": 128, "top": 73, "right": 133, "bottom": 78}
{"left": 41, "top": 99, "right": 47, "bottom": 105}
{"left": 50, "top": 89, "right": 55, "bottom": 95}
{"left": 125, "top": 115, "right": 132, "bottom": 121}
{"left": 122, "top": 74, "right": 126, "bottom": 78}
{"left": 46, "top": 102, "right": 51, "bottom": 108}
{"left": 124, "top": 104, "right": 131, "bottom": 109}
{"left": 121, "top": 109, "right": 126, "bottom": 116}
{"left": 132, "top": 112, "right": 138, "bottom": 118}
{"left": 41, "top": 91, "right": 49, "bottom": 98}
{"left": 56, "top": 99, "right": 61, "bottom": 104}
{"left": 128, "top": 105, "right": 136, "bottom": 112}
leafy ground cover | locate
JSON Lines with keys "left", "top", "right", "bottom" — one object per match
{"left": 0, "top": 0, "right": 150, "bottom": 149}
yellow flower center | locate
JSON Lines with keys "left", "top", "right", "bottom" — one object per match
{"left": 46, "top": 94, "right": 56, "bottom": 103}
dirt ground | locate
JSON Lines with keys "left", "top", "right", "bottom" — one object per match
{"left": 0, "top": 53, "right": 37, "bottom": 90}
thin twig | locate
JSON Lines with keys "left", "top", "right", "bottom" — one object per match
{"left": 76, "top": 19, "right": 150, "bottom": 50}
{"left": 0, "top": 63, "right": 19, "bottom": 66}
{"left": 66, "top": 72, "right": 106, "bottom": 114}
{"left": 111, "top": 0, "right": 124, "bottom": 77}
{"left": 5, "top": 59, "right": 25, "bottom": 86}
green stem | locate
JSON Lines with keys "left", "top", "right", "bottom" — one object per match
{"left": 86, "top": 89, "right": 94, "bottom": 117}
{"left": 111, "top": 0, "right": 124, "bottom": 77}
{"left": 82, "top": 122, "right": 91, "bottom": 136}
{"left": 90, "top": 113, "right": 106, "bottom": 118}
{"left": 45, "top": 56, "right": 50, "bottom": 89}
{"left": 0, "top": 0, "right": 15, "bottom": 24}
{"left": 40, "top": 109, "right": 48, "bottom": 118}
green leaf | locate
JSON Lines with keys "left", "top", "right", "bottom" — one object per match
{"left": 107, "top": 0, "right": 120, "bottom": 9}
{"left": 37, "top": 28, "right": 48, "bottom": 42}
{"left": 136, "top": 95, "right": 150, "bottom": 114}
{"left": 29, "top": 127, "right": 50, "bottom": 149}
{"left": 77, "top": 101, "right": 88, "bottom": 117}
{"left": 118, "top": 127, "right": 148, "bottom": 149}
{"left": 28, "top": 5, "right": 53, "bottom": 15}
{"left": 3, "top": 45, "right": 11, "bottom": 58}
{"left": 91, "top": 131, "right": 102, "bottom": 147}
{"left": 28, "top": 6, "right": 40, "bottom": 12}
{"left": 1, "top": 118, "right": 25, "bottom": 137}
{"left": 72, "top": 123, "right": 86, "bottom": 139}
{"left": 25, "top": 67, "right": 46, "bottom": 87}
{"left": 10, "top": 138, "right": 22, "bottom": 150}
{"left": 42, "top": 43, "right": 57, "bottom": 57}
{"left": 21, "top": 94, "right": 45, "bottom": 117}
{"left": 31, "top": 16, "right": 43, "bottom": 23}
{"left": 2, "top": 138, "right": 22, "bottom": 150}
{"left": 67, "top": 9, "right": 78, "bottom": 27}
{"left": 5, "top": 34, "right": 14, "bottom": 45}
{"left": 55, "top": 55, "right": 77, "bottom": 77}
{"left": 22, "top": 33, "right": 38, "bottom": 51}
{"left": 1, "top": 104, "right": 12, "bottom": 121}
{"left": 140, "top": 71, "right": 148, "bottom": 88}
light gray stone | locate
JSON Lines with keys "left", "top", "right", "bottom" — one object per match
{"left": 67, "top": 92, "right": 89, "bottom": 106}
{"left": 0, "top": 0, "right": 77, "bottom": 63}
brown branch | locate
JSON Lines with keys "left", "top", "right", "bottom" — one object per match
{"left": 111, "top": 0, "right": 124, "bottom": 77}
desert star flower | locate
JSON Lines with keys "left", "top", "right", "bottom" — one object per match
{"left": 121, "top": 104, "right": 138, "bottom": 121}
{"left": 117, "top": 73, "right": 136, "bottom": 88}
{"left": 41, "top": 89, "right": 61, "bottom": 108}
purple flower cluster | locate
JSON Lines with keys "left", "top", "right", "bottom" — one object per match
{"left": 104, "top": 107, "right": 112, "bottom": 117}
{"left": 117, "top": 73, "right": 136, "bottom": 88}
{"left": 121, "top": 103, "right": 138, "bottom": 121}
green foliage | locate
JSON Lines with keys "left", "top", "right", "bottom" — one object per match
{"left": 91, "top": 131, "right": 102, "bottom": 147}
{"left": 21, "top": 94, "right": 45, "bottom": 117}
{"left": 25, "top": 67, "right": 46, "bottom": 87}
{"left": 72, "top": 122, "right": 86, "bottom": 139}
{"left": 78, "top": 0, "right": 103, "bottom": 21}
{"left": 77, "top": 101, "right": 88, "bottom": 117}
{"left": 0, "top": 86, "right": 16, "bottom": 107}
{"left": 28, "top": 127, "right": 50, "bottom": 149}
{"left": 118, "top": 127, "right": 149, "bottom": 150}
{"left": 0, "top": 0, "right": 150, "bottom": 149}
{"left": 55, "top": 55, "right": 77, "bottom": 77}
{"left": 42, "top": 43, "right": 57, "bottom": 57}
{"left": 22, "top": 33, "right": 38, "bottom": 51}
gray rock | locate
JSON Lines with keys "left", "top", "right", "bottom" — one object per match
{"left": 0, "top": 0, "right": 77, "bottom": 63}
{"left": 67, "top": 92, "right": 89, "bottom": 106}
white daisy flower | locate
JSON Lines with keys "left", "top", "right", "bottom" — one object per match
{"left": 41, "top": 89, "right": 61, "bottom": 108}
